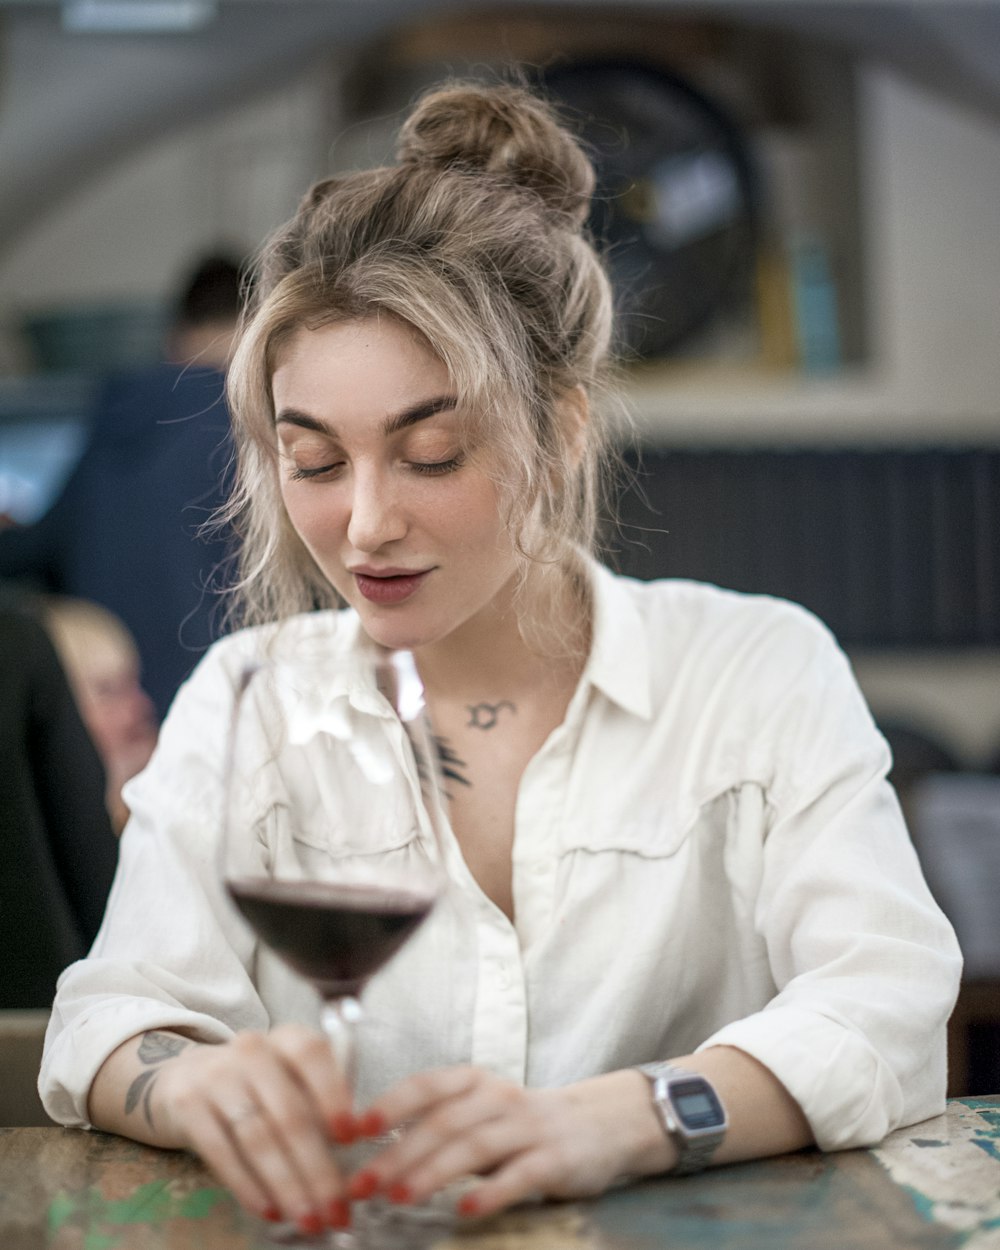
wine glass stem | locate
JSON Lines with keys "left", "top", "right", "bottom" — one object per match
{"left": 319, "top": 997, "right": 366, "bottom": 1248}
{"left": 320, "top": 995, "right": 362, "bottom": 1093}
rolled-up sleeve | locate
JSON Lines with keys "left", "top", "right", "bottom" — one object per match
{"left": 698, "top": 606, "right": 962, "bottom": 1150}
{"left": 39, "top": 637, "right": 269, "bottom": 1128}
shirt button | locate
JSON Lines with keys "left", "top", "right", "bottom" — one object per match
{"left": 497, "top": 964, "right": 512, "bottom": 990}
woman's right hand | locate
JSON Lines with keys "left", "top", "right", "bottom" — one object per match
{"left": 125, "top": 1027, "right": 355, "bottom": 1234}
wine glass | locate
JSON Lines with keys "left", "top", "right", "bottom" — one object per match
{"left": 220, "top": 640, "right": 450, "bottom": 1245}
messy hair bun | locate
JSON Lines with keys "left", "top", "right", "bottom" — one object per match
{"left": 396, "top": 81, "right": 595, "bottom": 228}
{"left": 226, "top": 79, "right": 618, "bottom": 648}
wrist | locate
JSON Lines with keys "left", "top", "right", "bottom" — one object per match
{"left": 634, "top": 1062, "right": 728, "bottom": 1176}
{"left": 124, "top": 1031, "right": 201, "bottom": 1149}
{"left": 620, "top": 1069, "right": 680, "bottom": 1178}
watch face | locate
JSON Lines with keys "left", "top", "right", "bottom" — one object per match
{"left": 671, "top": 1078, "right": 725, "bottom": 1130}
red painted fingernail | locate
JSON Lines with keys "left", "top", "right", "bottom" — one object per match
{"left": 458, "top": 1193, "right": 481, "bottom": 1218}
{"left": 261, "top": 1205, "right": 282, "bottom": 1223}
{"left": 328, "top": 1198, "right": 351, "bottom": 1229}
{"left": 357, "top": 1109, "right": 387, "bottom": 1137}
{"left": 330, "top": 1111, "right": 357, "bottom": 1144}
{"left": 296, "top": 1211, "right": 324, "bottom": 1236}
{"left": 387, "top": 1182, "right": 413, "bottom": 1205}
{"left": 348, "top": 1170, "right": 380, "bottom": 1201}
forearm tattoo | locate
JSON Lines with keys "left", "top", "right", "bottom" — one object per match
{"left": 466, "top": 701, "right": 516, "bottom": 730}
{"left": 124, "top": 1030, "right": 191, "bottom": 1128}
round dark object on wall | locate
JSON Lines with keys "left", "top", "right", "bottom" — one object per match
{"left": 536, "top": 59, "right": 759, "bottom": 360}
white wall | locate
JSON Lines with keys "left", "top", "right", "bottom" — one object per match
{"left": 848, "top": 650, "right": 1000, "bottom": 768}
{"left": 0, "top": 64, "right": 334, "bottom": 366}
{"left": 627, "top": 62, "right": 1000, "bottom": 445}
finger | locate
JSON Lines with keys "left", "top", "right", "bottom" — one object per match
{"left": 229, "top": 1035, "right": 346, "bottom": 1222}
{"left": 365, "top": 1082, "right": 529, "bottom": 1199}
{"left": 363, "top": 1065, "right": 483, "bottom": 1137}
{"left": 400, "top": 1113, "right": 539, "bottom": 1205}
{"left": 180, "top": 1097, "right": 275, "bottom": 1219}
{"left": 268, "top": 1024, "right": 354, "bottom": 1140}
{"left": 455, "top": 1149, "right": 555, "bottom": 1221}
{"left": 348, "top": 1067, "right": 487, "bottom": 1198}
{"left": 214, "top": 1088, "right": 324, "bottom": 1229}
{"left": 246, "top": 1062, "right": 346, "bottom": 1213}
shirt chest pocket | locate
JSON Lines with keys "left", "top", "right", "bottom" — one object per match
{"left": 558, "top": 798, "right": 699, "bottom": 860}
{"left": 251, "top": 738, "right": 424, "bottom": 870}
{"left": 556, "top": 787, "right": 768, "bottom": 936}
{"left": 261, "top": 802, "right": 421, "bottom": 864}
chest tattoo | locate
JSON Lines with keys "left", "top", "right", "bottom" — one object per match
{"left": 432, "top": 735, "right": 472, "bottom": 793}
{"left": 466, "top": 700, "right": 517, "bottom": 731}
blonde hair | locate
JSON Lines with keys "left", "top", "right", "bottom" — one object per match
{"left": 223, "top": 80, "right": 618, "bottom": 648}
{"left": 43, "top": 596, "right": 140, "bottom": 693}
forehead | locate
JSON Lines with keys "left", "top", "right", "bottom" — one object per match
{"left": 271, "top": 316, "right": 449, "bottom": 406}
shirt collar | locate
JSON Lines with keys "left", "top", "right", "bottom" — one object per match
{"left": 582, "top": 559, "right": 653, "bottom": 721}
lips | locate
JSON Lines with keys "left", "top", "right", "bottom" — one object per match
{"left": 351, "top": 568, "right": 431, "bottom": 605}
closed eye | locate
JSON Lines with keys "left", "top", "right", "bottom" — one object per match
{"left": 288, "top": 462, "right": 343, "bottom": 481}
{"left": 409, "top": 455, "right": 465, "bottom": 476}
{"left": 286, "top": 454, "right": 465, "bottom": 481}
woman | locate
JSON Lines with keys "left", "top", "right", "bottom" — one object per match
{"left": 40, "top": 82, "right": 961, "bottom": 1237}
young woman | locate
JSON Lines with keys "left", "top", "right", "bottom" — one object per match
{"left": 40, "top": 82, "right": 961, "bottom": 1237}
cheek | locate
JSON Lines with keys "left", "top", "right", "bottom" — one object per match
{"left": 449, "top": 495, "right": 515, "bottom": 560}
{"left": 281, "top": 486, "right": 345, "bottom": 548}
{"left": 436, "top": 475, "right": 506, "bottom": 537}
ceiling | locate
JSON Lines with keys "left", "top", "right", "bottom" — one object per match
{"left": 2, "top": 0, "right": 1000, "bottom": 257}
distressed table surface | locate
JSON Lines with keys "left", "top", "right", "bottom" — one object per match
{"left": 1, "top": 1097, "right": 996, "bottom": 1250}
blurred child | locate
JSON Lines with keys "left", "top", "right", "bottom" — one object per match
{"left": 43, "top": 596, "right": 158, "bottom": 835}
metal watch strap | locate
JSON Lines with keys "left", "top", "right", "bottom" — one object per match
{"left": 635, "top": 1062, "right": 726, "bottom": 1176}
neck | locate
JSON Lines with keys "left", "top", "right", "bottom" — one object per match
{"left": 414, "top": 563, "right": 591, "bottom": 704}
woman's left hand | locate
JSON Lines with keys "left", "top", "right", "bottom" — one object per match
{"left": 346, "top": 1065, "right": 674, "bottom": 1219}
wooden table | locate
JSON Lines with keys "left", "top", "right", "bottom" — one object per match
{"left": 1, "top": 1097, "right": 997, "bottom": 1249}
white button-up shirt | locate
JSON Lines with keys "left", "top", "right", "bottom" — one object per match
{"left": 40, "top": 563, "right": 962, "bottom": 1151}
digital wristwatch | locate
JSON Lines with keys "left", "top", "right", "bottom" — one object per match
{"left": 635, "top": 1062, "right": 728, "bottom": 1175}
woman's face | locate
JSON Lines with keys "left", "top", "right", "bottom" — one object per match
{"left": 272, "top": 316, "right": 521, "bottom": 653}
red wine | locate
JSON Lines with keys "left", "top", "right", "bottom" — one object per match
{"left": 226, "top": 878, "right": 434, "bottom": 999}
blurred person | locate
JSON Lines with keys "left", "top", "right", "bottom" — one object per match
{"left": 42, "top": 596, "right": 158, "bottom": 835}
{"left": 0, "top": 588, "right": 117, "bottom": 1008}
{"left": 0, "top": 252, "right": 243, "bottom": 720}
{"left": 165, "top": 253, "right": 246, "bottom": 370}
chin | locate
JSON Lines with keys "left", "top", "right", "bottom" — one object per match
{"left": 354, "top": 609, "right": 440, "bottom": 654}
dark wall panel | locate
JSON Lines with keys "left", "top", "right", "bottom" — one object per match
{"left": 608, "top": 447, "right": 1000, "bottom": 647}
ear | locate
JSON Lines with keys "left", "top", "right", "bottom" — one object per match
{"left": 554, "top": 384, "right": 589, "bottom": 471}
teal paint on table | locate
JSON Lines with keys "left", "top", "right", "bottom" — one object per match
{"left": 902, "top": 1184, "right": 937, "bottom": 1224}
{"left": 45, "top": 1180, "right": 227, "bottom": 1247}
{"left": 588, "top": 1150, "right": 964, "bottom": 1250}
{"left": 963, "top": 1098, "right": 1000, "bottom": 1112}
{"left": 871, "top": 1098, "right": 1000, "bottom": 1250}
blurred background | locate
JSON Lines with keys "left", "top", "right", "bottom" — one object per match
{"left": 0, "top": 0, "right": 998, "bottom": 1115}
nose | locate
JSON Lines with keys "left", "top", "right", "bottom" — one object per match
{"left": 345, "top": 465, "right": 406, "bottom": 553}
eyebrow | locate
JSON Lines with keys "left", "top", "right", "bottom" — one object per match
{"left": 275, "top": 394, "right": 458, "bottom": 438}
